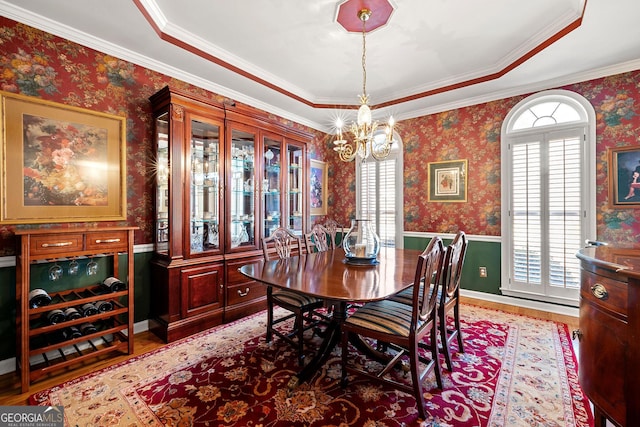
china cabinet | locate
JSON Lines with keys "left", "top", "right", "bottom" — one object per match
{"left": 15, "top": 226, "right": 136, "bottom": 392}
{"left": 149, "top": 86, "right": 311, "bottom": 341}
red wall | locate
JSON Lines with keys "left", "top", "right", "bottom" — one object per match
{"left": 328, "top": 73, "right": 640, "bottom": 244}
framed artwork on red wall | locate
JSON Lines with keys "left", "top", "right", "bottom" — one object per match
{"left": 608, "top": 145, "right": 640, "bottom": 208}
{"left": 0, "top": 91, "right": 126, "bottom": 224}
{"left": 428, "top": 159, "right": 467, "bottom": 203}
{"left": 310, "top": 159, "right": 327, "bottom": 215}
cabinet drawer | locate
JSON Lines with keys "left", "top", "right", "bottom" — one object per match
{"left": 227, "top": 258, "right": 263, "bottom": 285}
{"left": 30, "top": 234, "right": 84, "bottom": 257}
{"left": 580, "top": 270, "right": 627, "bottom": 318}
{"left": 86, "top": 231, "right": 128, "bottom": 251}
{"left": 227, "top": 282, "right": 266, "bottom": 306}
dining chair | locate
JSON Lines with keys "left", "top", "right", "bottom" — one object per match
{"left": 323, "top": 219, "right": 341, "bottom": 249}
{"left": 437, "top": 231, "right": 467, "bottom": 371}
{"left": 262, "top": 227, "right": 325, "bottom": 366}
{"left": 304, "top": 223, "right": 331, "bottom": 253}
{"left": 388, "top": 231, "right": 468, "bottom": 371}
{"left": 340, "top": 237, "right": 445, "bottom": 420}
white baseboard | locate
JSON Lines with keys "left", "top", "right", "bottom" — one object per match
{"left": 461, "top": 289, "right": 579, "bottom": 318}
{"left": 0, "top": 320, "right": 149, "bottom": 377}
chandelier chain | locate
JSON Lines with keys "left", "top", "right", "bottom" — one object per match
{"left": 361, "top": 16, "right": 367, "bottom": 99}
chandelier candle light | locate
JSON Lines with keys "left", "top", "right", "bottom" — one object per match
{"left": 333, "top": 8, "right": 397, "bottom": 162}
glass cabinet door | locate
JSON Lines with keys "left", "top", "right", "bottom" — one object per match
{"left": 189, "top": 117, "right": 222, "bottom": 255}
{"left": 287, "top": 142, "right": 304, "bottom": 235}
{"left": 229, "top": 126, "right": 257, "bottom": 251}
{"left": 155, "top": 112, "right": 170, "bottom": 255}
{"left": 263, "top": 135, "right": 282, "bottom": 238}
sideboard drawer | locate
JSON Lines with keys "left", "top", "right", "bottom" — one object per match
{"left": 580, "top": 270, "right": 627, "bottom": 318}
{"left": 86, "top": 230, "right": 128, "bottom": 251}
{"left": 30, "top": 234, "right": 84, "bottom": 257}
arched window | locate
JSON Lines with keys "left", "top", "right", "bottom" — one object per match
{"left": 357, "top": 131, "right": 404, "bottom": 248}
{"left": 501, "top": 90, "right": 596, "bottom": 306}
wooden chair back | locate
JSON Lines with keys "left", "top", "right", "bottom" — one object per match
{"left": 414, "top": 236, "right": 446, "bottom": 322}
{"left": 323, "top": 219, "right": 340, "bottom": 249}
{"left": 441, "top": 231, "right": 467, "bottom": 300}
{"left": 262, "top": 227, "right": 302, "bottom": 261}
{"left": 305, "top": 223, "right": 331, "bottom": 253}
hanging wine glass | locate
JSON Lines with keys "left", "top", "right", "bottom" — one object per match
{"left": 68, "top": 258, "right": 79, "bottom": 275}
{"left": 48, "top": 262, "right": 63, "bottom": 281}
{"left": 86, "top": 257, "right": 99, "bottom": 276}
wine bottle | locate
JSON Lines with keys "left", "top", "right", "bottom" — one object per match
{"left": 95, "top": 300, "right": 113, "bottom": 312}
{"left": 28, "top": 289, "right": 52, "bottom": 309}
{"left": 101, "top": 277, "right": 126, "bottom": 292}
{"left": 45, "top": 309, "right": 66, "bottom": 325}
{"left": 63, "top": 307, "right": 82, "bottom": 320}
{"left": 64, "top": 326, "right": 82, "bottom": 340}
{"left": 80, "top": 322, "right": 97, "bottom": 335}
{"left": 81, "top": 302, "right": 99, "bottom": 317}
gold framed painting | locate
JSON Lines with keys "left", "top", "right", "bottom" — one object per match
{"left": 427, "top": 159, "right": 467, "bottom": 202}
{"left": 309, "top": 159, "right": 327, "bottom": 215}
{"left": 608, "top": 145, "right": 640, "bottom": 208}
{"left": 0, "top": 91, "right": 126, "bottom": 224}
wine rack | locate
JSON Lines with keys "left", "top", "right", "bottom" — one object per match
{"left": 15, "top": 227, "right": 136, "bottom": 392}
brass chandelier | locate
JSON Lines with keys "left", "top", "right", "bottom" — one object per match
{"left": 333, "top": 8, "right": 397, "bottom": 162}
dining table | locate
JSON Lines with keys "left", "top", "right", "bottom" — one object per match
{"left": 238, "top": 246, "right": 423, "bottom": 390}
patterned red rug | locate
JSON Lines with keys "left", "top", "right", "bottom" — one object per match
{"left": 30, "top": 304, "right": 593, "bottom": 426}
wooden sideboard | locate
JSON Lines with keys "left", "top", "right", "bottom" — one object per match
{"left": 576, "top": 246, "right": 640, "bottom": 427}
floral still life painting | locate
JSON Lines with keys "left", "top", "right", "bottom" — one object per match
{"left": 0, "top": 91, "right": 126, "bottom": 224}
{"left": 23, "top": 114, "right": 108, "bottom": 207}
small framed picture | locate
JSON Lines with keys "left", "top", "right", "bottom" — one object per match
{"left": 608, "top": 145, "right": 640, "bottom": 207}
{"left": 428, "top": 159, "right": 467, "bottom": 202}
{"left": 309, "top": 159, "right": 327, "bottom": 215}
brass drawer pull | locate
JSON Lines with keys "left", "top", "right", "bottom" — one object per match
{"left": 237, "top": 287, "right": 250, "bottom": 297}
{"left": 95, "top": 238, "right": 121, "bottom": 244}
{"left": 41, "top": 242, "right": 73, "bottom": 248}
{"left": 590, "top": 283, "right": 609, "bottom": 300}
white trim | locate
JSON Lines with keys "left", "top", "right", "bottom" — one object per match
{"left": 403, "top": 231, "right": 502, "bottom": 244}
{"left": 500, "top": 89, "right": 596, "bottom": 306}
{"left": 462, "top": 289, "right": 579, "bottom": 318}
{"left": 0, "top": 0, "right": 321, "bottom": 133}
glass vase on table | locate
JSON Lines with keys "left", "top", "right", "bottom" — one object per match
{"left": 342, "top": 219, "right": 380, "bottom": 265}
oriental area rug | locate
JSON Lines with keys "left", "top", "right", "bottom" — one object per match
{"left": 30, "top": 305, "right": 593, "bottom": 427}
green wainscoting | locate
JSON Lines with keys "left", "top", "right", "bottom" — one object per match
{"left": 0, "top": 239, "right": 499, "bottom": 363}
{"left": 404, "top": 235, "right": 501, "bottom": 295}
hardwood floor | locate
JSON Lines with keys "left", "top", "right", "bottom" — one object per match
{"left": 0, "top": 299, "right": 579, "bottom": 406}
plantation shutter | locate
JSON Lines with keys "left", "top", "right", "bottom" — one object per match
{"left": 359, "top": 157, "right": 397, "bottom": 247}
{"left": 510, "top": 129, "right": 583, "bottom": 293}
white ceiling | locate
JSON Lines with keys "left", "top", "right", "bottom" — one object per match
{"left": 2, "top": 0, "right": 640, "bottom": 133}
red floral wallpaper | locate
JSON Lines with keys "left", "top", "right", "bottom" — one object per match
{"left": 329, "top": 74, "right": 640, "bottom": 244}
{"left": 0, "top": 18, "right": 326, "bottom": 254}
{"left": 1, "top": 16, "right": 639, "bottom": 254}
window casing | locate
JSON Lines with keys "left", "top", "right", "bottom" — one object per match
{"left": 501, "top": 90, "right": 596, "bottom": 306}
